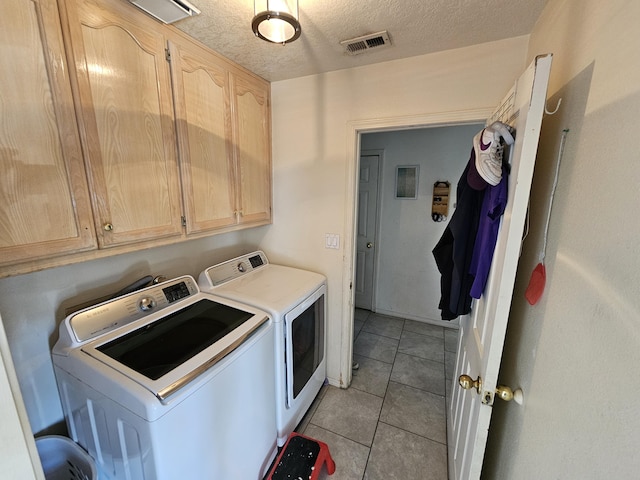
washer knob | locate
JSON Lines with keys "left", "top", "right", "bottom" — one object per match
{"left": 237, "top": 262, "right": 246, "bottom": 273}
{"left": 139, "top": 297, "right": 156, "bottom": 311}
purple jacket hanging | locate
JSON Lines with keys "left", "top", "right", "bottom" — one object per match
{"left": 468, "top": 164, "right": 508, "bottom": 299}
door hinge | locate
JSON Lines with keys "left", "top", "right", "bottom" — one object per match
{"left": 165, "top": 48, "right": 171, "bottom": 62}
{"left": 181, "top": 216, "right": 186, "bottom": 226}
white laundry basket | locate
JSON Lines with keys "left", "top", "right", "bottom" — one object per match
{"left": 35, "top": 435, "right": 97, "bottom": 480}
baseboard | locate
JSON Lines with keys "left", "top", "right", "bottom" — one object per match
{"left": 371, "top": 307, "right": 460, "bottom": 329}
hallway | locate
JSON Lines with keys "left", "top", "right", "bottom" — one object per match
{"left": 296, "top": 309, "right": 458, "bottom": 479}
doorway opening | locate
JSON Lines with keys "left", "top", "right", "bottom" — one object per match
{"left": 355, "top": 125, "right": 484, "bottom": 321}
{"left": 340, "top": 109, "right": 492, "bottom": 388}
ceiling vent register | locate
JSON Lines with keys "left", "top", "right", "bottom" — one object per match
{"left": 340, "top": 31, "right": 392, "bottom": 55}
{"left": 128, "top": 0, "right": 200, "bottom": 24}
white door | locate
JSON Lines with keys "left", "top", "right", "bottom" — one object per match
{"left": 448, "top": 54, "right": 553, "bottom": 480}
{"left": 355, "top": 153, "right": 381, "bottom": 310}
{"left": 0, "top": 313, "right": 44, "bottom": 479}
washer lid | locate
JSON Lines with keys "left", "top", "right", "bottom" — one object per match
{"left": 79, "top": 295, "right": 269, "bottom": 402}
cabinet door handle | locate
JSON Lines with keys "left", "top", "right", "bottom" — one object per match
{"left": 103, "top": 223, "right": 114, "bottom": 231}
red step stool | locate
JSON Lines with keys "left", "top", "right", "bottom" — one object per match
{"left": 266, "top": 432, "right": 336, "bottom": 480}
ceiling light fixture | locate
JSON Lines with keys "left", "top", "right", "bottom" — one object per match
{"left": 252, "top": 0, "right": 301, "bottom": 45}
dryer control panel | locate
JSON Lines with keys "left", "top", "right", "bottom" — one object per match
{"left": 199, "top": 251, "right": 269, "bottom": 288}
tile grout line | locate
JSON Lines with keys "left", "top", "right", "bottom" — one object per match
{"left": 376, "top": 419, "right": 449, "bottom": 447}
{"left": 354, "top": 309, "right": 374, "bottom": 480}
{"left": 361, "top": 315, "right": 404, "bottom": 479}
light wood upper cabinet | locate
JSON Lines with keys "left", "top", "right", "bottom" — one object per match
{"left": 168, "top": 40, "right": 237, "bottom": 234}
{"left": 0, "top": 0, "right": 96, "bottom": 265}
{"left": 63, "top": 0, "right": 183, "bottom": 248}
{"left": 230, "top": 73, "right": 272, "bottom": 225}
{"left": 0, "top": 0, "right": 272, "bottom": 277}
{"left": 169, "top": 39, "right": 272, "bottom": 233}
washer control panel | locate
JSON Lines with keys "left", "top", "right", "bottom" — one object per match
{"left": 67, "top": 276, "right": 199, "bottom": 343}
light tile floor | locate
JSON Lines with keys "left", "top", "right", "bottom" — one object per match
{"left": 295, "top": 309, "right": 459, "bottom": 480}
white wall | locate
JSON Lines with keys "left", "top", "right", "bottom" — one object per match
{"left": 360, "top": 125, "right": 482, "bottom": 322}
{"left": 482, "top": 0, "right": 640, "bottom": 478}
{"left": 243, "top": 36, "right": 530, "bottom": 387}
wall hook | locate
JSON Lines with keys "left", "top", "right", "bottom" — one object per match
{"left": 545, "top": 98, "right": 562, "bottom": 115}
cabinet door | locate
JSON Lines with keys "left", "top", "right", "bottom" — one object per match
{"left": 230, "top": 74, "right": 272, "bottom": 225}
{"left": 65, "top": 0, "right": 183, "bottom": 247}
{"left": 168, "top": 40, "right": 237, "bottom": 234}
{"left": 0, "top": 0, "right": 96, "bottom": 266}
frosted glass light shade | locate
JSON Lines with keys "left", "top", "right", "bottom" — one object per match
{"left": 252, "top": 0, "right": 301, "bottom": 44}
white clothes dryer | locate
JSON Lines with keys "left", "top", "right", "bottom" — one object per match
{"left": 198, "top": 251, "right": 327, "bottom": 447}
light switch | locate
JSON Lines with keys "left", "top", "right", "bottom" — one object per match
{"left": 325, "top": 234, "right": 340, "bottom": 249}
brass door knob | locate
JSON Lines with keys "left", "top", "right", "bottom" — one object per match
{"left": 103, "top": 223, "right": 114, "bottom": 231}
{"left": 459, "top": 374, "right": 524, "bottom": 405}
{"left": 496, "top": 385, "right": 524, "bottom": 404}
{"left": 459, "top": 374, "right": 482, "bottom": 394}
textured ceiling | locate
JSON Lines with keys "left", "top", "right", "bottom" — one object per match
{"left": 172, "top": 0, "right": 549, "bottom": 82}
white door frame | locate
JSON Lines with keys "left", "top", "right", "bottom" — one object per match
{"left": 341, "top": 109, "right": 492, "bottom": 388}
{"left": 0, "top": 315, "right": 45, "bottom": 479}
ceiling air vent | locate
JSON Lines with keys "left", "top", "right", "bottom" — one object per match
{"left": 340, "top": 31, "right": 392, "bottom": 56}
{"left": 128, "top": 0, "right": 200, "bottom": 24}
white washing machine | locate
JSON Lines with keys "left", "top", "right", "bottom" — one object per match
{"left": 198, "top": 251, "right": 327, "bottom": 447}
{"left": 52, "top": 275, "right": 277, "bottom": 480}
